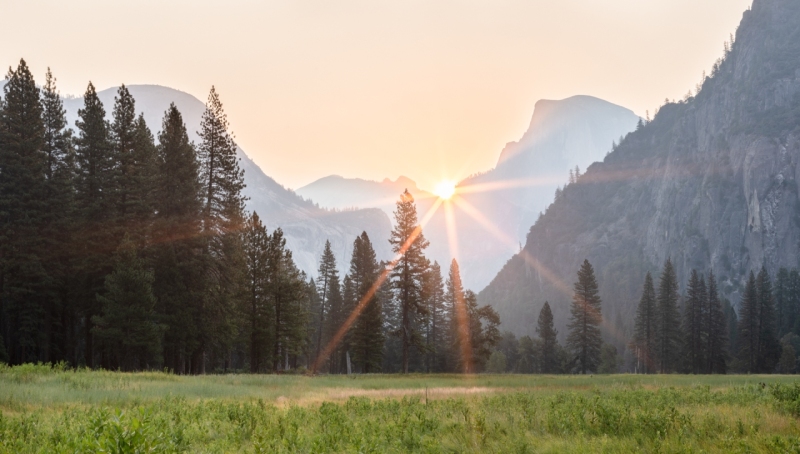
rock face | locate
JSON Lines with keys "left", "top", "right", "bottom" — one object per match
{"left": 60, "top": 85, "right": 392, "bottom": 275}
{"left": 480, "top": 0, "right": 800, "bottom": 341}
{"left": 434, "top": 96, "right": 639, "bottom": 291}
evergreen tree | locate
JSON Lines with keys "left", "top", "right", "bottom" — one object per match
{"left": 93, "top": 236, "right": 165, "bottom": 371}
{"left": 242, "top": 212, "right": 270, "bottom": 372}
{"left": 313, "top": 240, "right": 339, "bottom": 372}
{"left": 567, "top": 260, "right": 603, "bottom": 374}
{"left": 348, "top": 232, "right": 384, "bottom": 373}
{"left": 196, "top": 86, "right": 246, "bottom": 373}
{"left": 39, "top": 67, "right": 76, "bottom": 364}
{"left": 682, "top": 270, "right": 707, "bottom": 374}
{"left": 446, "top": 259, "right": 470, "bottom": 372}
{"left": 323, "top": 270, "right": 345, "bottom": 373}
{"left": 74, "top": 81, "right": 114, "bottom": 367}
{"left": 756, "top": 267, "right": 780, "bottom": 372}
{"left": 655, "top": 258, "right": 681, "bottom": 373}
{"left": 738, "top": 271, "right": 759, "bottom": 373}
{"left": 632, "top": 272, "right": 657, "bottom": 374}
{"left": 423, "top": 261, "right": 447, "bottom": 372}
{"left": 0, "top": 59, "right": 47, "bottom": 364}
{"left": 264, "top": 228, "right": 308, "bottom": 372}
{"left": 537, "top": 302, "right": 559, "bottom": 373}
{"left": 466, "top": 290, "right": 500, "bottom": 371}
{"left": 389, "top": 190, "right": 430, "bottom": 373}
{"left": 151, "top": 104, "right": 203, "bottom": 373}
{"left": 705, "top": 270, "right": 728, "bottom": 373}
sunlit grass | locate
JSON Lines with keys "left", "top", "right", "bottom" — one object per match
{"left": 1, "top": 364, "right": 800, "bottom": 452}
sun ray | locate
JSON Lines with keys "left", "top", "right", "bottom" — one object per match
{"left": 311, "top": 196, "right": 444, "bottom": 373}
{"left": 451, "top": 196, "right": 631, "bottom": 348}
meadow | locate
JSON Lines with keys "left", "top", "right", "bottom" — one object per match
{"left": 1, "top": 364, "right": 800, "bottom": 453}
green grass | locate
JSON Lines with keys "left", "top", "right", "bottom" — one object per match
{"left": 1, "top": 364, "right": 800, "bottom": 453}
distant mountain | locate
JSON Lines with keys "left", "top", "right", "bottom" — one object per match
{"left": 292, "top": 96, "right": 639, "bottom": 292}
{"left": 297, "top": 175, "right": 432, "bottom": 220}
{"left": 419, "top": 96, "right": 639, "bottom": 291}
{"left": 57, "top": 85, "right": 392, "bottom": 275}
{"left": 480, "top": 0, "right": 800, "bottom": 344}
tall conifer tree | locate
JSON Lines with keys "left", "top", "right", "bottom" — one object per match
{"left": 567, "top": 259, "right": 603, "bottom": 374}
{"left": 738, "top": 271, "right": 759, "bottom": 373}
{"left": 656, "top": 258, "right": 681, "bottom": 373}
{"left": 313, "top": 240, "right": 339, "bottom": 371}
{"left": 196, "top": 86, "right": 246, "bottom": 373}
{"left": 349, "top": 232, "right": 384, "bottom": 373}
{"left": 0, "top": 59, "right": 47, "bottom": 364}
{"left": 755, "top": 267, "right": 780, "bottom": 372}
{"left": 389, "top": 190, "right": 429, "bottom": 373}
{"left": 151, "top": 104, "right": 203, "bottom": 373}
{"left": 705, "top": 270, "right": 728, "bottom": 373}
{"left": 537, "top": 301, "right": 559, "bottom": 373}
{"left": 632, "top": 272, "right": 657, "bottom": 374}
{"left": 682, "top": 270, "right": 707, "bottom": 374}
{"left": 74, "top": 81, "right": 113, "bottom": 367}
{"left": 446, "top": 259, "right": 470, "bottom": 372}
{"left": 423, "top": 261, "right": 446, "bottom": 372}
{"left": 40, "top": 68, "right": 76, "bottom": 363}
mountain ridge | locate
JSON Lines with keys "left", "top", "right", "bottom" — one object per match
{"left": 479, "top": 0, "right": 800, "bottom": 343}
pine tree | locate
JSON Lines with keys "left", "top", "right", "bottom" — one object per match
{"left": 243, "top": 212, "right": 270, "bottom": 372}
{"left": 446, "top": 259, "right": 470, "bottom": 372}
{"left": 313, "top": 240, "right": 339, "bottom": 372}
{"left": 738, "top": 271, "right": 759, "bottom": 373}
{"left": 264, "top": 228, "right": 308, "bottom": 372}
{"left": 471, "top": 291, "right": 501, "bottom": 371}
{"left": 196, "top": 86, "right": 247, "bottom": 373}
{"left": 632, "top": 272, "right": 657, "bottom": 374}
{"left": 566, "top": 259, "right": 603, "bottom": 374}
{"left": 423, "top": 261, "right": 446, "bottom": 372}
{"left": 93, "top": 236, "right": 165, "bottom": 371}
{"left": 0, "top": 59, "right": 48, "bottom": 364}
{"left": 682, "top": 270, "right": 707, "bottom": 374}
{"left": 656, "top": 258, "right": 681, "bottom": 373}
{"left": 349, "top": 232, "right": 384, "bottom": 373}
{"left": 389, "top": 190, "right": 430, "bottom": 373}
{"left": 324, "top": 270, "right": 345, "bottom": 373}
{"left": 151, "top": 104, "right": 203, "bottom": 374}
{"left": 536, "top": 301, "right": 559, "bottom": 373}
{"left": 705, "top": 270, "right": 728, "bottom": 373}
{"left": 74, "top": 81, "right": 114, "bottom": 367}
{"left": 756, "top": 267, "right": 780, "bottom": 372}
{"left": 40, "top": 67, "right": 76, "bottom": 364}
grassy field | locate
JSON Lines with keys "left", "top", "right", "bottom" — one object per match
{"left": 1, "top": 364, "right": 800, "bottom": 452}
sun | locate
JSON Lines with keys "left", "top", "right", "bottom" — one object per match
{"left": 433, "top": 180, "right": 457, "bottom": 200}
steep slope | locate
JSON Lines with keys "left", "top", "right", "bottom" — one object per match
{"left": 480, "top": 0, "right": 800, "bottom": 342}
{"left": 426, "top": 96, "right": 638, "bottom": 291}
{"left": 60, "top": 85, "right": 391, "bottom": 274}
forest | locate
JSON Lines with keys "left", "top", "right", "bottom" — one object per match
{"left": 0, "top": 59, "right": 502, "bottom": 374}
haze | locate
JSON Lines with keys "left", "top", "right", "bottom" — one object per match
{"left": 1, "top": 0, "right": 750, "bottom": 190}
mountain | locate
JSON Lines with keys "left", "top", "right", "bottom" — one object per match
{"left": 296, "top": 175, "right": 433, "bottom": 220}
{"left": 292, "top": 96, "right": 639, "bottom": 291}
{"left": 57, "top": 85, "right": 392, "bottom": 275}
{"left": 479, "top": 0, "right": 800, "bottom": 343}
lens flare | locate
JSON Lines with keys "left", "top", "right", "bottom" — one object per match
{"left": 433, "top": 180, "right": 457, "bottom": 200}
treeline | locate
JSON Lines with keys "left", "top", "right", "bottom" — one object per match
{"left": 485, "top": 258, "right": 800, "bottom": 375}
{"left": 629, "top": 259, "right": 800, "bottom": 374}
{"left": 0, "top": 59, "right": 501, "bottom": 374}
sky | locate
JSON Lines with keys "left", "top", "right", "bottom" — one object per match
{"left": 1, "top": 0, "right": 752, "bottom": 191}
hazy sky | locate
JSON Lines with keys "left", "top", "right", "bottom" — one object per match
{"left": 2, "top": 0, "right": 751, "bottom": 190}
